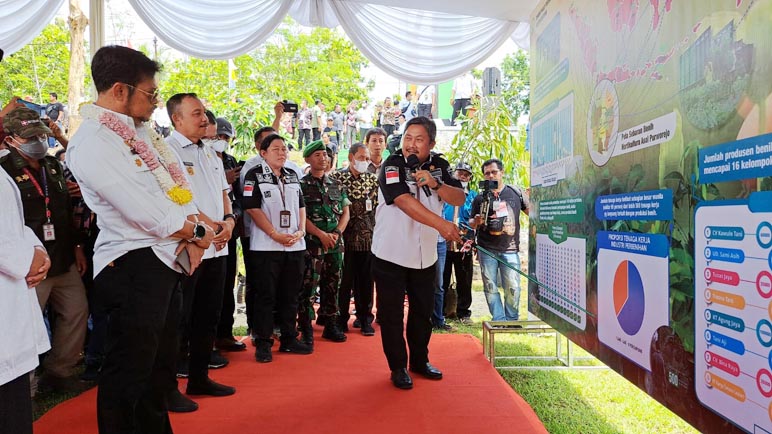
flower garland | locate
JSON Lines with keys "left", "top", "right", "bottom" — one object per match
{"left": 93, "top": 108, "right": 192, "bottom": 205}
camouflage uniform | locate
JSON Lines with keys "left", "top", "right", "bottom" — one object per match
{"left": 298, "top": 173, "right": 349, "bottom": 342}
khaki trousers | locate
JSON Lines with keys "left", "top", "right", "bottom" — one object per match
{"left": 35, "top": 263, "right": 88, "bottom": 378}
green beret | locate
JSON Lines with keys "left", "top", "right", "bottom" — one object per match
{"left": 303, "top": 140, "right": 326, "bottom": 158}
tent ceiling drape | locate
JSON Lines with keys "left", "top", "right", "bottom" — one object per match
{"left": 2, "top": 0, "right": 537, "bottom": 83}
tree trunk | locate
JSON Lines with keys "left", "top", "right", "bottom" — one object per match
{"left": 67, "top": 0, "right": 88, "bottom": 136}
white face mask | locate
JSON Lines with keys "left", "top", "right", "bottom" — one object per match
{"left": 202, "top": 138, "right": 228, "bottom": 153}
{"left": 461, "top": 181, "right": 469, "bottom": 189}
{"left": 353, "top": 160, "right": 369, "bottom": 173}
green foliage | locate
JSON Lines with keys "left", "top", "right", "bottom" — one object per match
{"left": 445, "top": 97, "right": 529, "bottom": 191}
{"left": 500, "top": 49, "right": 530, "bottom": 121}
{"left": 160, "top": 18, "right": 371, "bottom": 158}
{"left": 0, "top": 20, "right": 71, "bottom": 104}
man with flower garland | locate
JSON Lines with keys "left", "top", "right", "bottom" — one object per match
{"left": 67, "top": 46, "right": 215, "bottom": 434}
{"left": 164, "top": 93, "right": 237, "bottom": 412}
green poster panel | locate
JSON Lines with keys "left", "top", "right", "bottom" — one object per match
{"left": 528, "top": 1, "right": 772, "bottom": 433}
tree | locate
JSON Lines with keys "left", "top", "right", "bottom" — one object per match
{"left": 446, "top": 97, "right": 529, "bottom": 192}
{"left": 500, "top": 49, "right": 530, "bottom": 122}
{"left": 161, "top": 18, "right": 372, "bottom": 157}
{"left": 0, "top": 20, "right": 71, "bottom": 104}
{"left": 67, "top": 0, "right": 89, "bottom": 134}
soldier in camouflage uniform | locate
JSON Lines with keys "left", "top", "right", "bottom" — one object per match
{"left": 299, "top": 140, "right": 350, "bottom": 344}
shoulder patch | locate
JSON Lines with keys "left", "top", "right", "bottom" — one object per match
{"left": 384, "top": 166, "right": 400, "bottom": 184}
{"left": 243, "top": 180, "right": 255, "bottom": 196}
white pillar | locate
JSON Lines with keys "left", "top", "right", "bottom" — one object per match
{"left": 89, "top": 0, "right": 104, "bottom": 58}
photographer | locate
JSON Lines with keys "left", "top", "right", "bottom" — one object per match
{"left": 469, "top": 159, "right": 528, "bottom": 322}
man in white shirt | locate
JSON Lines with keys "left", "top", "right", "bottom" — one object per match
{"left": 370, "top": 116, "right": 465, "bottom": 390}
{"left": 164, "top": 93, "right": 236, "bottom": 410}
{"left": 67, "top": 46, "right": 214, "bottom": 434}
{"left": 0, "top": 167, "right": 51, "bottom": 434}
{"left": 450, "top": 72, "right": 477, "bottom": 125}
{"left": 357, "top": 101, "right": 374, "bottom": 143}
{"left": 152, "top": 100, "right": 172, "bottom": 137}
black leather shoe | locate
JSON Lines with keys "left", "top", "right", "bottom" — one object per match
{"left": 208, "top": 350, "right": 229, "bottom": 369}
{"left": 167, "top": 389, "right": 198, "bottom": 413}
{"left": 215, "top": 337, "right": 247, "bottom": 352}
{"left": 186, "top": 377, "right": 236, "bottom": 396}
{"left": 409, "top": 362, "right": 443, "bottom": 380}
{"left": 390, "top": 368, "right": 413, "bottom": 389}
{"left": 361, "top": 322, "right": 375, "bottom": 336}
{"left": 279, "top": 339, "right": 313, "bottom": 354}
{"left": 322, "top": 322, "right": 347, "bottom": 342}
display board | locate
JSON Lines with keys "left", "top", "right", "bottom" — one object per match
{"left": 527, "top": 1, "right": 772, "bottom": 432}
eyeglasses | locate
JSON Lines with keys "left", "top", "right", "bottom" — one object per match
{"left": 123, "top": 83, "right": 160, "bottom": 102}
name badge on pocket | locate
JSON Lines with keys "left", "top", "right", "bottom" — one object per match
{"left": 43, "top": 223, "right": 56, "bottom": 241}
{"left": 279, "top": 210, "right": 291, "bottom": 228}
{"left": 365, "top": 199, "right": 373, "bottom": 212}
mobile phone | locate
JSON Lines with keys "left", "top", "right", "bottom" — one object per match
{"left": 21, "top": 100, "right": 43, "bottom": 112}
{"left": 176, "top": 248, "right": 192, "bottom": 276}
{"left": 282, "top": 102, "right": 299, "bottom": 113}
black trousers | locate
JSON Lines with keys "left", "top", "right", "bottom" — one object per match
{"left": 241, "top": 238, "right": 256, "bottom": 333}
{"left": 339, "top": 250, "right": 374, "bottom": 325}
{"left": 177, "top": 256, "right": 226, "bottom": 381}
{"left": 443, "top": 251, "right": 474, "bottom": 318}
{"left": 216, "top": 236, "right": 239, "bottom": 339}
{"left": 94, "top": 248, "right": 181, "bottom": 434}
{"left": 247, "top": 250, "right": 304, "bottom": 343}
{"left": 371, "top": 255, "right": 435, "bottom": 371}
{"left": 451, "top": 98, "right": 471, "bottom": 125}
{"left": 0, "top": 372, "right": 32, "bottom": 434}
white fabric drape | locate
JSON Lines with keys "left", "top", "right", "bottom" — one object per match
{"left": 510, "top": 22, "right": 530, "bottom": 51}
{"left": 0, "top": 0, "right": 65, "bottom": 56}
{"left": 127, "top": 0, "right": 520, "bottom": 83}
{"left": 328, "top": 1, "right": 520, "bottom": 84}
{"left": 127, "top": 0, "right": 294, "bottom": 60}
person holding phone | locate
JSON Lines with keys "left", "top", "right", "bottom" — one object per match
{"left": 242, "top": 134, "right": 312, "bottom": 363}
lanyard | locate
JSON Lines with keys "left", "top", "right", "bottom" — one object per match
{"left": 23, "top": 166, "right": 51, "bottom": 223}
{"left": 277, "top": 173, "right": 287, "bottom": 210}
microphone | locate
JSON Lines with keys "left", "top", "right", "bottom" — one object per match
{"left": 405, "top": 154, "right": 431, "bottom": 197}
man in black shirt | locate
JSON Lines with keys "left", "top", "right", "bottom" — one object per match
{"left": 470, "top": 158, "right": 528, "bottom": 321}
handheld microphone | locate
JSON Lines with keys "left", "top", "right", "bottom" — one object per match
{"left": 405, "top": 154, "right": 431, "bottom": 197}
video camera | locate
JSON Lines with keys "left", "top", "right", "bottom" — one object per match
{"left": 477, "top": 179, "right": 503, "bottom": 235}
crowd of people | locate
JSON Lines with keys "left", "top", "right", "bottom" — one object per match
{"left": 0, "top": 45, "right": 527, "bottom": 434}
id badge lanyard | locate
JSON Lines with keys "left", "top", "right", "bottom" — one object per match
{"left": 23, "top": 166, "right": 55, "bottom": 241}
{"left": 277, "top": 174, "right": 291, "bottom": 229}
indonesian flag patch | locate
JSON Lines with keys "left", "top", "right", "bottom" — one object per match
{"left": 244, "top": 180, "right": 255, "bottom": 197}
{"left": 385, "top": 166, "right": 400, "bottom": 185}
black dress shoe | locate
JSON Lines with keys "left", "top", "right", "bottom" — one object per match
{"left": 167, "top": 389, "right": 198, "bottom": 413}
{"left": 409, "top": 362, "right": 443, "bottom": 380}
{"left": 186, "top": 377, "right": 236, "bottom": 396}
{"left": 208, "top": 350, "right": 229, "bottom": 369}
{"left": 390, "top": 368, "right": 413, "bottom": 389}
{"left": 215, "top": 337, "right": 247, "bottom": 352}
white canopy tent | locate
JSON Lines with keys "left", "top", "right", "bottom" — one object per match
{"left": 1, "top": 0, "right": 538, "bottom": 84}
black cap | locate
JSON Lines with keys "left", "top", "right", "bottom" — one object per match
{"left": 455, "top": 162, "right": 472, "bottom": 173}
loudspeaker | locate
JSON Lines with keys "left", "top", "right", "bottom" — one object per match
{"left": 482, "top": 67, "right": 501, "bottom": 96}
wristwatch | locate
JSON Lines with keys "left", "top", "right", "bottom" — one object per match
{"left": 189, "top": 221, "right": 207, "bottom": 242}
{"left": 223, "top": 213, "right": 237, "bottom": 223}
{"left": 430, "top": 178, "right": 444, "bottom": 191}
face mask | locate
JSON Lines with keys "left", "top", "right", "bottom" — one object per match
{"left": 461, "top": 181, "right": 469, "bottom": 189}
{"left": 353, "top": 160, "right": 369, "bottom": 173}
{"left": 13, "top": 136, "right": 48, "bottom": 160}
{"left": 202, "top": 138, "right": 228, "bottom": 153}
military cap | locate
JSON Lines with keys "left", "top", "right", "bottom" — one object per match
{"left": 3, "top": 107, "right": 51, "bottom": 138}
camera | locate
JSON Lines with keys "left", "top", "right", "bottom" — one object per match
{"left": 478, "top": 179, "right": 503, "bottom": 235}
{"left": 478, "top": 179, "right": 498, "bottom": 191}
{"left": 282, "top": 100, "right": 299, "bottom": 113}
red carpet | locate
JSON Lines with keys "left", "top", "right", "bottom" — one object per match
{"left": 34, "top": 331, "right": 546, "bottom": 434}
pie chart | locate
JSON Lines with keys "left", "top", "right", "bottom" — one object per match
{"left": 613, "top": 260, "right": 645, "bottom": 335}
